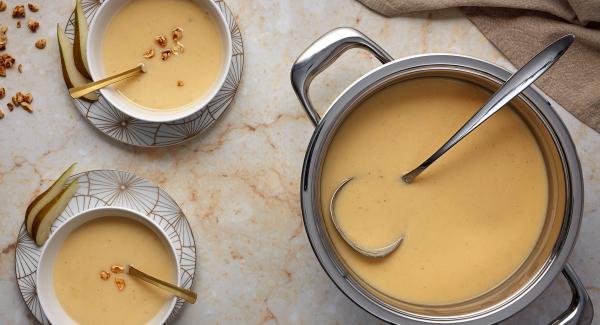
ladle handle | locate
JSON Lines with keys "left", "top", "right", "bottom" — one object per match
{"left": 551, "top": 263, "right": 594, "bottom": 325}
{"left": 291, "top": 27, "right": 393, "bottom": 126}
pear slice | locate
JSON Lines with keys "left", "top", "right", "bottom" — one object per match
{"left": 25, "top": 163, "right": 77, "bottom": 236}
{"left": 31, "top": 180, "right": 79, "bottom": 246}
{"left": 73, "top": 0, "right": 91, "bottom": 79}
{"left": 57, "top": 24, "right": 98, "bottom": 102}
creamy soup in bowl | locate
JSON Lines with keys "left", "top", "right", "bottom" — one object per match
{"left": 37, "top": 207, "right": 180, "bottom": 325}
{"left": 87, "top": 0, "right": 232, "bottom": 122}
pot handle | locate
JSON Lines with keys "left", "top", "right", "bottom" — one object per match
{"left": 551, "top": 263, "right": 594, "bottom": 325}
{"left": 291, "top": 27, "right": 393, "bottom": 126}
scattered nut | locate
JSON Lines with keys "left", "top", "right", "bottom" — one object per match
{"left": 115, "top": 277, "right": 126, "bottom": 291}
{"left": 173, "top": 41, "right": 184, "bottom": 55}
{"left": 34, "top": 39, "right": 46, "bottom": 49}
{"left": 0, "top": 108, "right": 4, "bottom": 119}
{"left": 12, "top": 5, "right": 25, "bottom": 18}
{"left": 1, "top": 54, "right": 15, "bottom": 68}
{"left": 18, "top": 63, "right": 22, "bottom": 73}
{"left": 161, "top": 49, "right": 173, "bottom": 61}
{"left": 7, "top": 102, "right": 13, "bottom": 111}
{"left": 143, "top": 48, "right": 155, "bottom": 59}
{"left": 21, "top": 92, "right": 32, "bottom": 103}
{"left": 177, "top": 80, "right": 184, "bottom": 87}
{"left": 155, "top": 35, "right": 167, "bottom": 48}
{"left": 21, "top": 102, "right": 33, "bottom": 113}
{"left": 172, "top": 27, "right": 183, "bottom": 42}
{"left": 100, "top": 271, "right": 110, "bottom": 280}
{"left": 12, "top": 93, "right": 22, "bottom": 106}
{"left": 16, "top": 21, "right": 21, "bottom": 29}
{"left": 0, "top": 26, "right": 7, "bottom": 51}
{"left": 0, "top": 1, "right": 6, "bottom": 12}
{"left": 0, "top": 25, "right": 7, "bottom": 33}
{"left": 0, "top": 65, "right": 5, "bottom": 77}
{"left": 111, "top": 265, "right": 124, "bottom": 273}
{"left": 27, "top": 3, "right": 39, "bottom": 12}
{"left": 27, "top": 20, "right": 39, "bottom": 33}
{"left": 0, "top": 87, "right": 4, "bottom": 99}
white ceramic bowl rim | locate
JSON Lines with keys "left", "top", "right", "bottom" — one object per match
{"left": 86, "top": 0, "right": 233, "bottom": 123}
{"left": 37, "top": 206, "right": 181, "bottom": 325}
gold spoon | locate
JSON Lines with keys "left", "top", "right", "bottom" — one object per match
{"left": 128, "top": 265, "right": 197, "bottom": 304}
{"left": 69, "top": 64, "right": 147, "bottom": 99}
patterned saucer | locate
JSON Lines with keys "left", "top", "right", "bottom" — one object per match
{"left": 15, "top": 170, "right": 197, "bottom": 324}
{"left": 64, "top": 0, "right": 244, "bottom": 147}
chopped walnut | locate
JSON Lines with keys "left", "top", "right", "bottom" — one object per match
{"left": 12, "top": 93, "right": 22, "bottom": 106}
{"left": 27, "top": 3, "right": 39, "bottom": 12}
{"left": 18, "top": 63, "right": 22, "bottom": 73}
{"left": 21, "top": 102, "right": 32, "bottom": 113}
{"left": 143, "top": 48, "right": 155, "bottom": 59}
{"left": 161, "top": 49, "right": 173, "bottom": 61}
{"left": 172, "top": 27, "right": 183, "bottom": 42}
{"left": 155, "top": 35, "right": 167, "bottom": 48}
{"left": 177, "top": 80, "right": 184, "bottom": 87}
{"left": 1, "top": 54, "right": 15, "bottom": 68}
{"left": 111, "top": 265, "right": 124, "bottom": 273}
{"left": 27, "top": 20, "right": 39, "bottom": 33}
{"left": 100, "top": 271, "right": 110, "bottom": 280}
{"left": 0, "top": 25, "right": 7, "bottom": 33}
{"left": 0, "top": 87, "right": 4, "bottom": 99}
{"left": 0, "top": 108, "right": 4, "bottom": 119}
{"left": 173, "top": 41, "right": 184, "bottom": 55}
{"left": 0, "top": 26, "right": 7, "bottom": 51}
{"left": 7, "top": 102, "right": 13, "bottom": 111}
{"left": 0, "top": 1, "right": 6, "bottom": 12}
{"left": 12, "top": 5, "right": 25, "bottom": 18}
{"left": 21, "top": 92, "right": 32, "bottom": 103}
{"left": 115, "top": 277, "right": 126, "bottom": 291}
{"left": 16, "top": 21, "right": 21, "bottom": 29}
{"left": 0, "top": 65, "right": 5, "bottom": 77}
{"left": 34, "top": 39, "right": 46, "bottom": 49}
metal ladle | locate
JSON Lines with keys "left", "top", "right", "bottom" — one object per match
{"left": 330, "top": 34, "right": 575, "bottom": 258}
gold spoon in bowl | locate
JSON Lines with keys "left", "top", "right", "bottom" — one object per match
{"left": 330, "top": 34, "right": 574, "bottom": 258}
{"left": 128, "top": 265, "right": 197, "bottom": 304}
{"left": 69, "top": 63, "right": 147, "bottom": 99}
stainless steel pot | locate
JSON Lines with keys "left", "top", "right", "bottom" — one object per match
{"left": 291, "top": 27, "right": 593, "bottom": 324}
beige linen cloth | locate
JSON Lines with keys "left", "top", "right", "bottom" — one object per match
{"left": 358, "top": 0, "right": 600, "bottom": 133}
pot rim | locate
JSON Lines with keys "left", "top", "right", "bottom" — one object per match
{"left": 300, "top": 53, "right": 583, "bottom": 324}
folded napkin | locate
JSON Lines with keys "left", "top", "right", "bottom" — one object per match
{"left": 358, "top": 0, "right": 600, "bottom": 133}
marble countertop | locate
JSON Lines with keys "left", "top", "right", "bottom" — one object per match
{"left": 1, "top": 0, "right": 598, "bottom": 324}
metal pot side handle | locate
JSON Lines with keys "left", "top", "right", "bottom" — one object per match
{"left": 551, "top": 263, "right": 594, "bottom": 325}
{"left": 290, "top": 27, "right": 394, "bottom": 126}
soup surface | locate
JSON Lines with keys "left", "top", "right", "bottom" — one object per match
{"left": 320, "top": 77, "right": 548, "bottom": 305}
{"left": 54, "top": 217, "right": 176, "bottom": 324}
{"left": 102, "top": 0, "right": 224, "bottom": 110}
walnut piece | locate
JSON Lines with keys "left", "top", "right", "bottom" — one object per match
{"left": 34, "top": 39, "right": 46, "bottom": 49}
{"left": 111, "top": 265, "right": 124, "bottom": 273}
{"left": 0, "top": 108, "right": 4, "bottom": 119}
{"left": 1, "top": 54, "right": 15, "bottom": 68}
{"left": 27, "top": 3, "right": 39, "bottom": 12}
{"left": 0, "top": 65, "right": 5, "bottom": 77}
{"left": 161, "top": 49, "right": 173, "bottom": 61}
{"left": 7, "top": 102, "right": 13, "bottom": 111}
{"left": 16, "top": 21, "right": 21, "bottom": 29}
{"left": 18, "top": 63, "right": 22, "bottom": 73}
{"left": 115, "top": 277, "right": 126, "bottom": 291}
{"left": 0, "top": 1, "right": 6, "bottom": 12}
{"left": 172, "top": 27, "right": 183, "bottom": 42}
{"left": 21, "top": 102, "right": 33, "bottom": 113}
{"left": 0, "top": 87, "right": 4, "bottom": 99}
{"left": 155, "top": 35, "right": 167, "bottom": 48}
{"left": 0, "top": 25, "right": 7, "bottom": 33}
{"left": 143, "top": 48, "right": 155, "bottom": 59}
{"left": 12, "top": 5, "right": 25, "bottom": 18}
{"left": 173, "top": 41, "right": 184, "bottom": 55}
{"left": 0, "top": 25, "right": 7, "bottom": 51}
{"left": 27, "top": 20, "right": 39, "bottom": 33}
{"left": 100, "top": 271, "right": 110, "bottom": 280}
{"left": 21, "top": 92, "right": 33, "bottom": 103}
{"left": 177, "top": 80, "right": 184, "bottom": 87}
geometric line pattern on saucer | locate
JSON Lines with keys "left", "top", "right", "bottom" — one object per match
{"left": 16, "top": 170, "right": 197, "bottom": 323}
{"left": 64, "top": 0, "right": 244, "bottom": 147}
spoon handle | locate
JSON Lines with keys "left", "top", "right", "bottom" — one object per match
{"left": 69, "top": 64, "right": 146, "bottom": 99}
{"left": 128, "top": 265, "right": 197, "bottom": 304}
{"left": 402, "top": 34, "right": 574, "bottom": 184}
